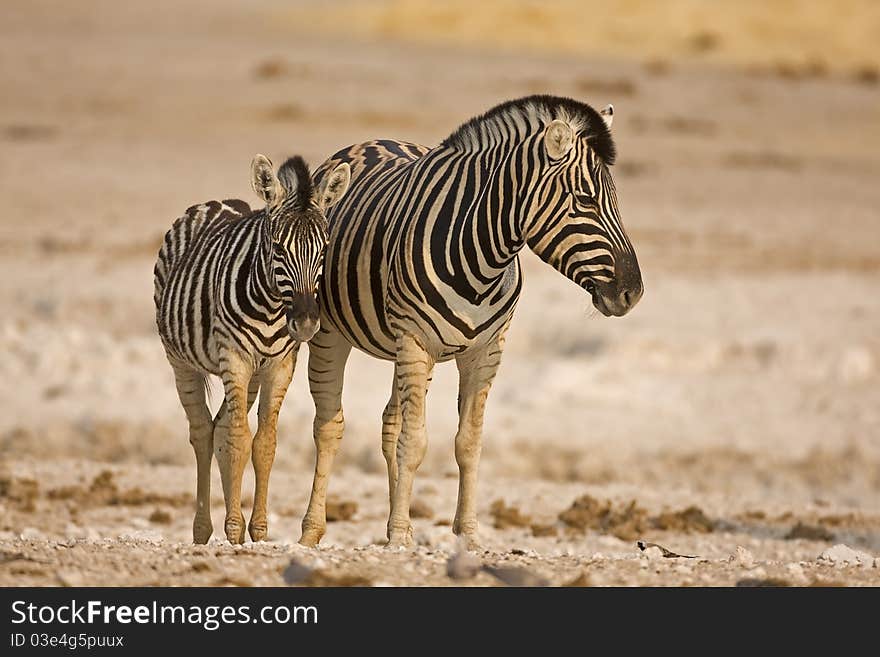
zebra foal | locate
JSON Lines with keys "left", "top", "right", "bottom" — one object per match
{"left": 154, "top": 154, "right": 350, "bottom": 544}
{"left": 301, "top": 95, "right": 643, "bottom": 548}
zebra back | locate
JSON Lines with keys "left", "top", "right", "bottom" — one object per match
{"left": 153, "top": 199, "right": 251, "bottom": 309}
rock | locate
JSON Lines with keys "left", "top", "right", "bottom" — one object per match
{"left": 282, "top": 559, "right": 313, "bottom": 586}
{"left": 817, "top": 544, "right": 874, "bottom": 567}
{"left": 730, "top": 546, "right": 755, "bottom": 568}
{"left": 446, "top": 539, "right": 482, "bottom": 580}
{"left": 482, "top": 565, "right": 549, "bottom": 587}
{"left": 20, "top": 527, "right": 45, "bottom": 541}
{"left": 409, "top": 498, "right": 434, "bottom": 519}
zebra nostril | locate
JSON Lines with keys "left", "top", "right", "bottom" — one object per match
{"left": 623, "top": 290, "right": 632, "bottom": 307}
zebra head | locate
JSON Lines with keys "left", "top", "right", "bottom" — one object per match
{"left": 524, "top": 103, "right": 643, "bottom": 317}
{"left": 251, "top": 154, "right": 351, "bottom": 341}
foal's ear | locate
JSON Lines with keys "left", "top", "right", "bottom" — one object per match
{"left": 544, "top": 120, "right": 574, "bottom": 160}
{"left": 600, "top": 104, "right": 614, "bottom": 129}
{"left": 316, "top": 162, "right": 351, "bottom": 209}
{"left": 251, "top": 154, "right": 283, "bottom": 207}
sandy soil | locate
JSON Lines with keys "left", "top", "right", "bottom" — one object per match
{"left": 1, "top": 1, "right": 878, "bottom": 586}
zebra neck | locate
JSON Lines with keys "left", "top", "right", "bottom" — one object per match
{"left": 429, "top": 146, "right": 529, "bottom": 304}
{"left": 249, "top": 216, "right": 283, "bottom": 308}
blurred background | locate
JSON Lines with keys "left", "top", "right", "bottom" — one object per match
{"left": 1, "top": 1, "right": 878, "bottom": 563}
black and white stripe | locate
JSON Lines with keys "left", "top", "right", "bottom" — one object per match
{"left": 299, "top": 95, "right": 643, "bottom": 548}
{"left": 153, "top": 154, "right": 349, "bottom": 545}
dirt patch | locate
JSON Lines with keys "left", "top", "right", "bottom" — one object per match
{"left": 530, "top": 523, "right": 558, "bottom": 537}
{"left": 558, "top": 496, "right": 649, "bottom": 541}
{"left": 785, "top": 522, "right": 835, "bottom": 542}
{"left": 0, "top": 476, "right": 40, "bottom": 512}
{"left": 148, "top": 509, "right": 173, "bottom": 525}
{"left": 47, "top": 470, "right": 191, "bottom": 508}
{"left": 558, "top": 496, "right": 716, "bottom": 541}
{"left": 409, "top": 498, "right": 434, "bottom": 519}
{"left": 653, "top": 506, "right": 715, "bottom": 533}
{"left": 490, "top": 499, "right": 532, "bottom": 529}
{"left": 325, "top": 499, "right": 358, "bottom": 522}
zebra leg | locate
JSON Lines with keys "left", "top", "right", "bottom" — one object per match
{"left": 300, "top": 326, "right": 352, "bottom": 547}
{"left": 248, "top": 349, "right": 297, "bottom": 542}
{"left": 386, "top": 334, "right": 434, "bottom": 548}
{"left": 382, "top": 363, "right": 434, "bottom": 519}
{"left": 452, "top": 330, "right": 507, "bottom": 549}
{"left": 169, "top": 361, "right": 215, "bottom": 544}
{"left": 215, "top": 353, "right": 256, "bottom": 544}
{"left": 212, "top": 377, "right": 260, "bottom": 543}
{"left": 381, "top": 372, "right": 401, "bottom": 510}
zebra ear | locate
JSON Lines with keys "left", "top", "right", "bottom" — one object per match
{"left": 544, "top": 120, "right": 574, "bottom": 160}
{"left": 600, "top": 104, "right": 614, "bottom": 129}
{"left": 316, "top": 162, "right": 351, "bottom": 209}
{"left": 251, "top": 154, "right": 283, "bottom": 207}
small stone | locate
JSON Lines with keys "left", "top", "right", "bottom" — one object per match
{"left": 730, "top": 546, "right": 755, "bottom": 569}
{"left": 282, "top": 559, "right": 313, "bottom": 586}
{"left": 818, "top": 544, "right": 874, "bottom": 567}
{"left": 483, "top": 564, "right": 549, "bottom": 587}
{"left": 20, "top": 527, "right": 44, "bottom": 541}
{"left": 446, "top": 539, "right": 482, "bottom": 580}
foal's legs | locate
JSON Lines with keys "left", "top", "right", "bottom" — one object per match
{"left": 170, "top": 361, "right": 214, "bottom": 544}
{"left": 248, "top": 348, "right": 297, "bottom": 541}
{"left": 215, "top": 350, "right": 256, "bottom": 544}
{"left": 300, "top": 326, "right": 352, "bottom": 547}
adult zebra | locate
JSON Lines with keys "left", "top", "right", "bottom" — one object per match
{"left": 154, "top": 154, "right": 350, "bottom": 544}
{"left": 301, "top": 95, "right": 643, "bottom": 548}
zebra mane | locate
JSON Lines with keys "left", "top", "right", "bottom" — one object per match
{"left": 441, "top": 95, "right": 616, "bottom": 165}
{"left": 277, "top": 156, "right": 314, "bottom": 207}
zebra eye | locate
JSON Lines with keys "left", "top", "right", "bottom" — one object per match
{"left": 574, "top": 191, "right": 595, "bottom": 205}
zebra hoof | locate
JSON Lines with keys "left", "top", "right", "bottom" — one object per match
{"left": 224, "top": 515, "right": 245, "bottom": 545}
{"left": 192, "top": 516, "right": 213, "bottom": 544}
{"left": 298, "top": 528, "right": 323, "bottom": 548}
{"left": 385, "top": 525, "right": 413, "bottom": 549}
{"left": 248, "top": 521, "right": 268, "bottom": 543}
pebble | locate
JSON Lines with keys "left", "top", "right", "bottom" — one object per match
{"left": 730, "top": 546, "right": 755, "bottom": 569}
{"left": 446, "top": 543, "right": 482, "bottom": 580}
{"left": 817, "top": 544, "right": 875, "bottom": 568}
{"left": 20, "top": 527, "right": 45, "bottom": 541}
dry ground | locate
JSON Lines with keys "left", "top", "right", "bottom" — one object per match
{"left": 1, "top": 1, "right": 878, "bottom": 586}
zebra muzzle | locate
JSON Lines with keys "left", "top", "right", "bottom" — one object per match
{"left": 286, "top": 294, "right": 320, "bottom": 342}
